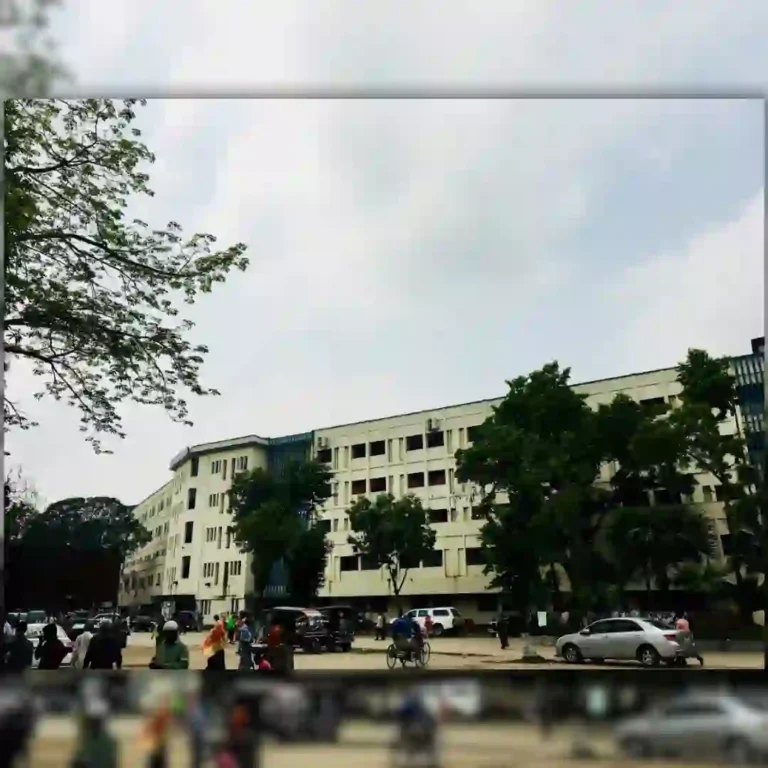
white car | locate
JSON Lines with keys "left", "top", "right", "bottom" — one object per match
{"left": 391, "top": 607, "right": 465, "bottom": 636}
{"left": 27, "top": 623, "right": 74, "bottom": 668}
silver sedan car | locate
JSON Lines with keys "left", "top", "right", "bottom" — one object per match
{"left": 555, "top": 617, "right": 700, "bottom": 667}
{"left": 615, "top": 693, "right": 768, "bottom": 763}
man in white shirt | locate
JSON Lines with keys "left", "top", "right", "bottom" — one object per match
{"left": 71, "top": 628, "right": 93, "bottom": 669}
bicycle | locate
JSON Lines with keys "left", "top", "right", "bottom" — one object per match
{"left": 386, "top": 641, "right": 431, "bottom": 669}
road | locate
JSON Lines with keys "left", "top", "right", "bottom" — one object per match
{"left": 122, "top": 631, "right": 763, "bottom": 670}
{"left": 25, "top": 716, "right": 720, "bottom": 767}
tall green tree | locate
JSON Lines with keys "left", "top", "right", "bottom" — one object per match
{"left": 671, "top": 349, "right": 766, "bottom": 620}
{"left": 456, "top": 363, "right": 612, "bottom": 620}
{"left": 347, "top": 493, "right": 436, "bottom": 611}
{"left": 228, "top": 460, "right": 332, "bottom": 610}
{"left": 4, "top": 99, "right": 249, "bottom": 451}
{"left": 7, "top": 495, "right": 150, "bottom": 557}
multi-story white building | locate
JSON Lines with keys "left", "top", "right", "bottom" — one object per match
{"left": 120, "top": 364, "right": 740, "bottom": 625}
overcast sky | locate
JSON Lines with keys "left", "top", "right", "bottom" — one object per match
{"left": 5, "top": 1, "right": 766, "bottom": 507}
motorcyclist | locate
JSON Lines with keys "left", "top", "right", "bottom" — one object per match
{"left": 149, "top": 621, "right": 189, "bottom": 670}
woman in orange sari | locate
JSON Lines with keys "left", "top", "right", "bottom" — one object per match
{"left": 202, "top": 614, "right": 227, "bottom": 670}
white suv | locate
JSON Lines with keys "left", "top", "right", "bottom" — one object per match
{"left": 396, "top": 607, "right": 465, "bottom": 636}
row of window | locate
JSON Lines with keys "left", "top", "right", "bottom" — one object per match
{"left": 176, "top": 556, "right": 243, "bottom": 583}
{"left": 337, "top": 547, "right": 485, "bottom": 573}
{"left": 189, "top": 454, "right": 249, "bottom": 479}
{"left": 200, "top": 598, "right": 242, "bottom": 616}
{"left": 316, "top": 427, "right": 483, "bottom": 467}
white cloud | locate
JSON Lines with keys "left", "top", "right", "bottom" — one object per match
{"left": 608, "top": 191, "right": 764, "bottom": 372}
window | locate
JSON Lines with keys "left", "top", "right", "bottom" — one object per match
{"left": 664, "top": 703, "right": 725, "bottom": 718}
{"left": 317, "top": 448, "right": 332, "bottom": 463}
{"left": 426, "top": 430, "right": 445, "bottom": 449}
{"left": 181, "top": 556, "right": 191, "bottom": 579}
{"left": 206, "top": 526, "right": 217, "bottom": 543}
{"left": 351, "top": 443, "right": 367, "bottom": 460}
{"left": 211, "top": 460, "right": 221, "bottom": 474}
{"left": 588, "top": 620, "right": 621, "bottom": 634}
{"left": 470, "top": 506, "right": 484, "bottom": 520}
{"left": 316, "top": 519, "right": 331, "bottom": 533}
{"left": 332, "top": 518, "right": 339, "bottom": 532}
{"left": 222, "top": 459, "right": 227, "bottom": 477}
{"left": 406, "top": 434, "right": 424, "bottom": 451}
{"left": 614, "top": 620, "right": 643, "bottom": 632}
{"left": 200, "top": 600, "right": 212, "bottom": 615}
{"left": 237, "top": 455, "right": 248, "bottom": 471}
{"left": 720, "top": 533, "right": 733, "bottom": 556}
{"left": 369, "top": 440, "right": 386, "bottom": 456}
{"left": 428, "top": 509, "right": 448, "bottom": 524}
{"left": 432, "top": 609, "right": 450, "bottom": 617}
{"left": 184, "top": 521, "right": 194, "bottom": 544}
{"left": 203, "top": 563, "right": 213, "bottom": 578}
{"left": 407, "top": 472, "right": 425, "bottom": 489}
{"left": 209, "top": 493, "right": 219, "bottom": 507}
{"left": 214, "top": 562, "right": 220, "bottom": 584}
{"left": 187, "top": 488, "right": 197, "bottom": 510}
{"left": 466, "top": 547, "right": 485, "bottom": 566}
{"left": 422, "top": 549, "right": 443, "bottom": 568}
{"left": 340, "top": 555, "right": 359, "bottom": 572}
{"left": 428, "top": 469, "right": 446, "bottom": 486}
{"left": 400, "top": 553, "right": 420, "bottom": 569}
{"left": 230, "top": 560, "right": 242, "bottom": 576}
{"left": 369, "top": 476, "right": 387, "bottom": 493}
{"left": 467, "top": 425, "right": 482, "bottom": 443}
{"left": 641, "top": 396, "right": 666, "bottom": 414}
{"left": 351, "top": 479, "right": 367, "bottom": 495}
{"left": 361, "top": 555, "right": 379, "bottom": 570}
{"left": 190, "top": 457, "right": 199, "bottom": 477}
{"left": 654, "top": 489, "right": 681, "bottom": 505}
{"left": 702, "top": 486, "right": 714, "bottom": 503}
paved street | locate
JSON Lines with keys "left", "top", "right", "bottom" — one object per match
{"left": 122, "top": 631, "right": 763, "bottom": 670}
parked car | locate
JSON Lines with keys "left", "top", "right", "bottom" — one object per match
{"left": 66, "top": 611, "right": 92, "bottom": 640}
{"left": 392, "top": 607, "right": 466, "bottom": 637}
{"left": 270, "top": 607, "right": 330, "bottom": 652}
{"left": 615, "top": 692, "right": 768, "bottom": 763}
{"left": 27, "top": 623, "right": 74, "bottom": 668}
{"left": 129, "top": 615, "right": 156, "bottom": 632}
{"left": 24, "top": 610, "right": 48, "bottom": 625}
{"left": 555, "top": 617, "right": 700, "bottom": 667}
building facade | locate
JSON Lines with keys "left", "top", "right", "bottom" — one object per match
{"left": 121, "top": 354, "right": 755, "bottom": 624}
{"left": 732, "top": 336, "right": 765, "bottom": 474}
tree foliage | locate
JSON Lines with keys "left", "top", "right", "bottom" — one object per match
{"left": 347, "top": 493, "right": 436, "bottom": 604}
{"left": 456, "top": 360, "right": 716, "bottom": 619}
{"left": 6, "top": 495, "right": 150, "bottom": 557}
{"left": 228, "top": 460, "right": 333, "bottom": 606}
{"left": 0, "top": 0, "right": 67, "bottom": 97}
{"left": 4, "top": 98, "right": 249, "bottom": 451}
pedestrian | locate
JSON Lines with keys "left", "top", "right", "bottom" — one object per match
{"left": 35, "top": 623, "right": 68, "bottom": 669}
{"left": 149, "top": 621, "right": 190, "bottom": 670}
{"left": 216, "top": 705, "right": 258, "bottom": 768}
{"left": 497, "top": 612, "right": 509, "bottom": 650}
{"left": 71, "top": 627, "right": 94, "bottom": 670}
{"left": 203, "top": 615, "right": 227, "bottom": 670}
{"left": 424, "top": 614, "right": 434, "bottom": 638}
{"left": 5, "top": 621, "right": 34, "bottom": 672}
{"left": 143, "top": 703, "right": 172, "bottom": 768}
{"left": 82, "top": 622, "right": 122, "bottom": 670}
{"left": 675, "top": 612, "right": 690, "bottom": 632}
{"left": 225, "top": 612, "right": 237, "bottom": 644}
{"left": 237, "top": 612, "right": 254, "bottom": 671}
{"left": 185, "top": 693, "right": 207, "bottom": 768}
{"left": 375, "top": 612, "right": 385, "bottom": 641}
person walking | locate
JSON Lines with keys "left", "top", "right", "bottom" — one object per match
{"left": 5, "top": 621, "right": 34, "bottom": 672}
{"left": 35, "top": 623, "right": 68, "bottom": 669}
{"left": 424, "top": 614, "right": 434, "bottom": 638}
{"left": 375, "top": 612, "right": 385, "bottom": 641}
{"left": 83, "top": 622, "right": 122, "bottom": 670}
{"left": 71, "top": 627, "right": 94, "bottom": 670}
{"left": 225, "top": 613, "right": 237, "bottom": 645}
{"left": 497, "top": 611, "right": 510, "bottom": 650}
{"left": 203, "top": 615, "right": 227, "bottom": 670}
{"left": 237, "top": 613, "right": 255, "bottom": 671}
